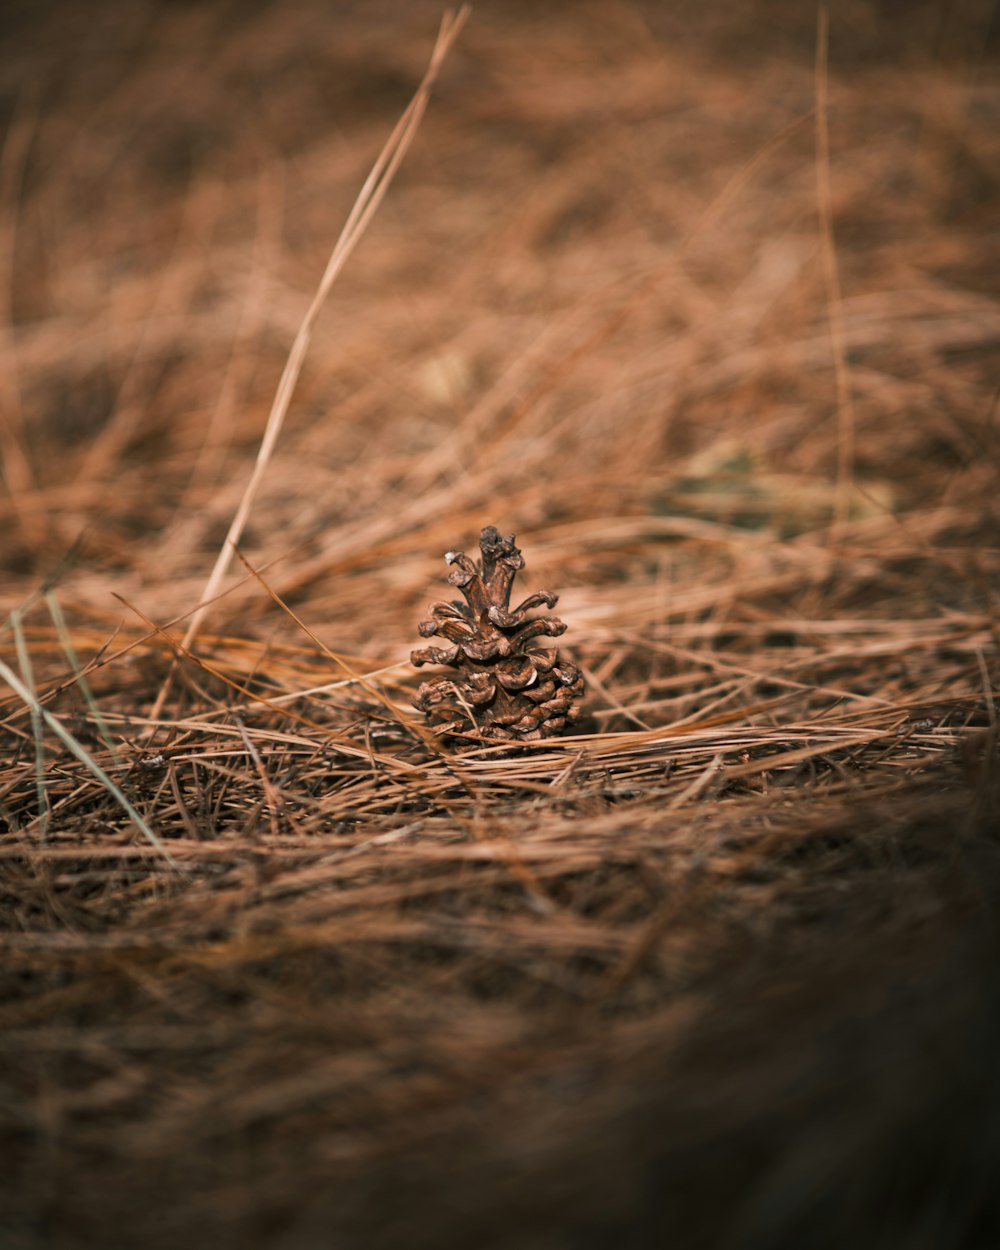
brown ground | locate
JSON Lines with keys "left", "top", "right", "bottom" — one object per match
{"left": 1, "top": 2, "right": 999, "bottom": 1247}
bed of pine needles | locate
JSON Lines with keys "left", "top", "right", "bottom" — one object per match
{"left": 2, "top": 3, "right": 999, "bottom": 1248}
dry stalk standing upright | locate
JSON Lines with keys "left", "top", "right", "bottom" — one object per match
{"left": 412, "top": 526, "right": 584, "bottom": 745}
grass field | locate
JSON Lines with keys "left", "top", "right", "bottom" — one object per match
{"left": 2, "top": 2, "right": 999, "bottom": 1247}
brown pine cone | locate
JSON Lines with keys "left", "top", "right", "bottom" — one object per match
{"left": 411, "top": 526, "right": 584, "bottom": 745}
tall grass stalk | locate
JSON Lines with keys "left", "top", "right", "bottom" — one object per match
{"left": 165, "top": 7, "right": 470, "bottom": 674}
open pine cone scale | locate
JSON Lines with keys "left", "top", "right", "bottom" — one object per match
{"left": 411, "top": 526, "right": 584, "bottom": 745}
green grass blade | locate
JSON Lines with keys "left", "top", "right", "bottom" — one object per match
{"left": 45, "top": 590, "right": 124, "bottom": 772}
{"left": 10, "top": 609, "right": 49, "bottom": 837}
{"left": 0, "top": 655, "right": 182, "bottom": 870}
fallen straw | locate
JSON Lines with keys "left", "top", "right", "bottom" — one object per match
{"left": 149, "top": 6, "right": 471, "bottom": 722}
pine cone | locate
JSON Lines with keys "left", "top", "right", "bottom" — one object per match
{"left": 411, "top": 526, "right": 584, "bottom": 745}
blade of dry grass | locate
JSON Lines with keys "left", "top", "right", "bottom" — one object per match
{"left": 815, "top": 3, "right": 857, "bottom": 531}
{"left": 165, "top": 6, "right": 470, "bottom": 681}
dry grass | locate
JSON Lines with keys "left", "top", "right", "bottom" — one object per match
{"left": 1, "top": 2, "right": 999, "bottom": 1247}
